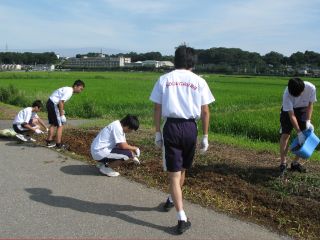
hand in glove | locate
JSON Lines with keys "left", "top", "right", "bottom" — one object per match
{"left": 35, "top": 129, "right": 44, "bottom": 134}
{"left": 298, "top": 132, "right": 306, "bottom": 145}
{"left": 133, "top": 157, "right": 140, "bottom": 165}
{"left": 60, "top": 115, "right": 67, "bottom": 124}
{"left": 155, "top": 132, "right": 163, "bottom": 149}
{"left": 135, "top": 148, "right": 140, "bottom": 157}
{"left": 306, "top": 120, "right": 314, "bottom": 131}
{"left": 200, "top": 135, "right": 209, "bottom": 154}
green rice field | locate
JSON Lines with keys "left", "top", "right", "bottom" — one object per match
{"left": 1, "top": 71, "right": 320, "bottom": 144}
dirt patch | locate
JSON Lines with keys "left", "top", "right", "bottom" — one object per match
{"left": 40, "top": 127, "right": 320, "bottom": 239}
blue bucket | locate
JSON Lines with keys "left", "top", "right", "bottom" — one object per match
{"left": 290, "top": 129, "right": 320, "bottom": 159}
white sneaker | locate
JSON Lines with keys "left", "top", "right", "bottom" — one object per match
{"left": 99, "top": 165, "right": 120, "bottom": 177}
{"left": 16, "top": 134, "right": 28, "bottom": 142}
{"left": 133, "top": 157, "right": 140, "bottom": 165}
{"left": 26, "top": 136, "right": 36, "bottom": 142}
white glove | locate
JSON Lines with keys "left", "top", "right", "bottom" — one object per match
{"left": 155, "top": 132, "right": 163, "bottom": 149}
{"left": 306, "top": 120, "right": 314, "bottom": 131}
{"left": 200, "top": 135, "right": 209, "bottom": 154}
{"left": 135, "top": 148, "right": 140, "bottom": 157}
{"left": 297, "top": 132, "right": 306, "bottom": 145}
{"left": 60, "top": 115, "right": 67, "bottom": 124}
{"left": 35, "top": 129, "right": 44, "bottom": 134}
{"left": 133, "top": 157, "right": 140, "bottom": 165}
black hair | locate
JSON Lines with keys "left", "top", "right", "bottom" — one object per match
{"left": 288, "top": 77, "right": 305, "bottom": 97}
{"left": 32, "top": 100, "right": 43, "bottom": 108}
{"left": 73, "top": 79, "right": 85, "bottom": 88}
{"left": 174, "top": 44, "right": 197, "bottom": 69}
{"left": 120, "top": 114, "right": 139, "bottom": 131}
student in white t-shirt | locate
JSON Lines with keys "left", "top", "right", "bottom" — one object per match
{"left": 280, "top": 77, "right": 317, "bottom": 175}
{"left": 13, "top": 100, "right": 48, "bottom": 142}
{"left": 91, "top": 115, "right": 141, "bottom": 177}
{"left": 46, "top": 79, "right": 85, "bottom": 149}
{"left": 149, "top": 45, "right": 215, "bottom": 234}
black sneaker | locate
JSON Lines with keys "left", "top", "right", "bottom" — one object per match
{"left": 176, "top": 220, "right": 191, "bottom": 234}
{"left": 55, "top": 143, "right": 68, "bottom": 150}
{"left": 46, "top": 140, "right": 56, "bottom": 148}
{"left": 163, "top": 198, "right": 174, "bottom": 212}
{"left": 291, "top": 162, "right": 306, "bottom": 173}
{"left": 279, "top": 163, "right": 287, "bottom": 176}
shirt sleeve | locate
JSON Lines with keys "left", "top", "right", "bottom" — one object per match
{"left": 61, "top": 87, "right": 73, "bottom": 102}
{"left": 23, "top": 109, "right": 32, "bottom": 123}
{"left": 201, "top": 81, "right": 215, "bottom": 105}
{"left": 282, "top": 89, "right": 293, "bottom": 111}
{"left": 309, "top": 86, "right": 317, "bottom": 103}
{"left": 149, "top": 79, "right": 162, "bottom": 104}
{"left": 112, "top": 125, "right": 126, "bottom": 145}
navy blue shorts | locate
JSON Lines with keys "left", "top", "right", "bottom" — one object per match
{"left": 163, "top": 118, "right": 197, "bottom": 172}
{"left": 280, "top": 107, "right": 307, "bottom": 134}
{"left": 46, "top": 99, "right": 60, "bottom": 127}
{"left": 98, "top": 148, "right": 133, "bottom": 164}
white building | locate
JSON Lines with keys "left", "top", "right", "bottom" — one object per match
{"left": 64, "top": 56, "right": 131, "bottom": 69}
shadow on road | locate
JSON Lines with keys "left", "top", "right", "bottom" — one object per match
{"left": 25, "top": 188, "right": 177, "bottom": 235}
{"left": 60, "top": 165, "right": 99, "bottom": 176}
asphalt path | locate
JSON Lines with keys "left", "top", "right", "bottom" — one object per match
{"left": 0, "top": 120, "right": 291, "bottom": 239}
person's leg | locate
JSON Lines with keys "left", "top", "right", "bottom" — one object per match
{"left": 47, "top": 125, "right": 55, "bottom": 141}
{"left": 169, "top": 171, "right": 183, "bottom": 212}
{"left": 280, "top": 133, "right": 290, "bottom": 164}
{"left": 56, "top": 125, "right": 63, "bottom": 144}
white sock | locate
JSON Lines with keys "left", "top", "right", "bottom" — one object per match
{"left": 177, "top": 210, "right": 187, "bottom": 221}
{"left": 168, "top": 195, "right": 173, "bottom": 203}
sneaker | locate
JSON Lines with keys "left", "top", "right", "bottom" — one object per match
{"left": 291, "top": 162, "right": 306, "bottom": 173}
{"left": 176, "top": 220, "right": 191, "bottom": 234}
{"left": 163, "top": 198, "right": 174, "bottom": 212}
{"left": 279, "top": 163, "right": 287, "bottom": 176}
{"left": 16, "top": 134, "right": 28, "bottom": 142}
{"left": 26, "top": 136, "right": 36, "bottom": 142}
{"left": 46, "top": 140, "right": 56, "bottom": 148}
{"left": 99, "top": 165, "right": 120, "bottom": 177}
{"left": 55, "top": 143, "right": 68, "bottom": 150}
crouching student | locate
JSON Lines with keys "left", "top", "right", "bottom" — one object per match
{"left": 90, "top": 114, "right": 141, "bottom": 177}
{"left": 13, "top": 100, "right": 48, "bottom": 142}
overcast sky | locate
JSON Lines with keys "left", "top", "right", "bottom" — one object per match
{"left": 0, "top": 0, "right": 319, "bottom": 57}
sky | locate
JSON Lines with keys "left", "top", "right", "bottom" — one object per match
{"left": 0, "top": 0, "right": 319, "bottom": 57}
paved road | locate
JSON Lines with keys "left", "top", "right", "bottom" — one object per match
{"left": 0, "top": 121, "right": 291, "bottom": 239}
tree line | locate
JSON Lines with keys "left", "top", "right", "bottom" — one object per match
{"left": 0, "top": 52, "right": 58, "bottom": 65}
{"left": 1, "top": 48, "right": 320, "bottom": 75}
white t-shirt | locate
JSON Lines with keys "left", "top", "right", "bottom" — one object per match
{"left": 282, "top": 81, "right": 317, "bottom": 111}
{"left": 49, "top": 87, "right": 73, "bottom": 104}
{"left": 149, "top": 69, "right": 215, "bottom": 119}
{"left": 13, "top": 107, "right": 38, "bottom": 124}
{"left": 90, "top": 120, "right": 126, "bottom": 160}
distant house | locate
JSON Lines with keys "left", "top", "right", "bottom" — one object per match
{"left": 137, "top": 60, "right": 174, "bottom": 68}
{"left": 0, "top": 64, "right": 22, "bottom": 71}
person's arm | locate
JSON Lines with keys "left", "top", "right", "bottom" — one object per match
{"left": 201, "top": 105, "right": 210, "bottom": 135}
{"left": 288, "top": 111, "right": 301, "bottom": 133}
{"left": 37, "top": 117, "right": 48, "bottom": 130}
{"left": 21, "top": 123, "right": 37, "bottom": 132}
{"left": 116, "top": 142, "right": 138, "bottom": 151}
{"left": 306, "top": 102, "right": 313, "bottom": 121}
{"left": 58, "top": 100, "right": 65, "bottom": 116}
{"left": 154, "top": 103, "right": 162, "bottom": 132}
